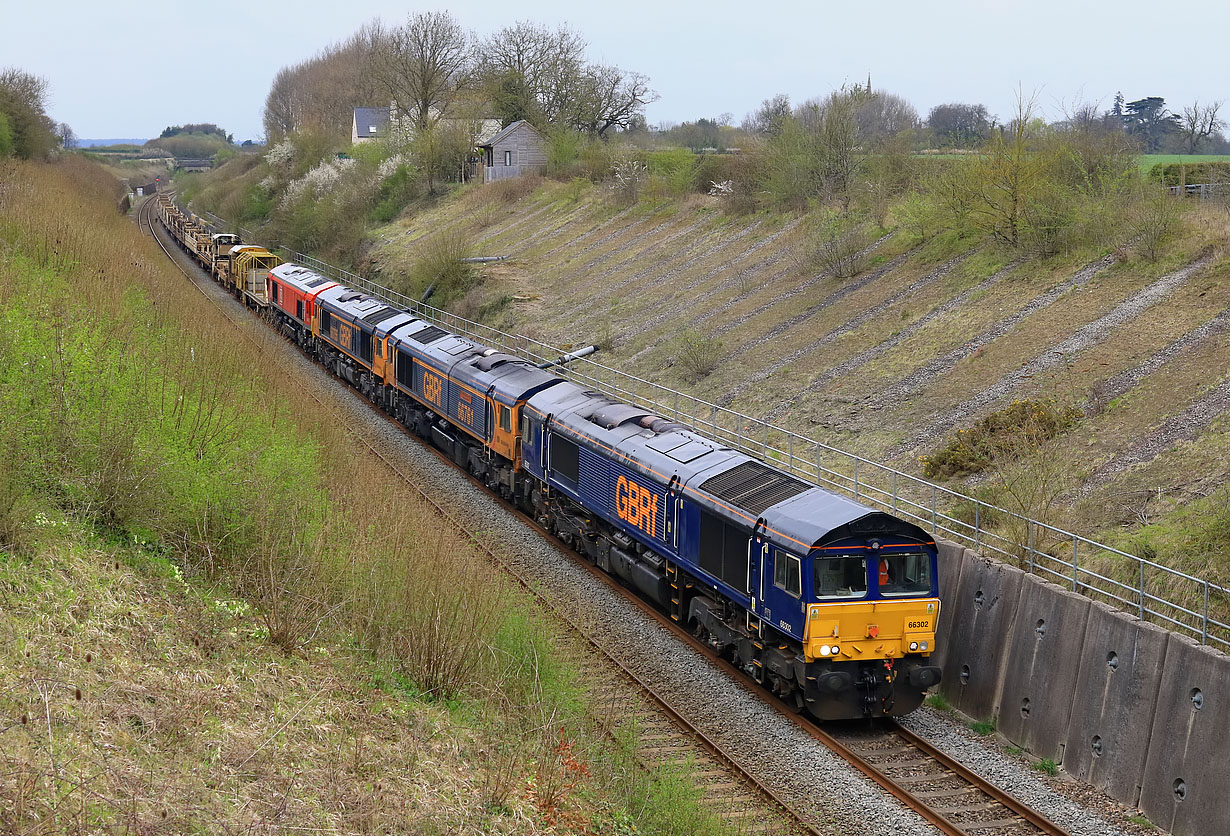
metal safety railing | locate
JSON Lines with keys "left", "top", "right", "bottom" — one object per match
{"left": 195, "top": 207, "right": 1230, "bottom": 651}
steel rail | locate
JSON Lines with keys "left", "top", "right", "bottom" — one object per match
{"left": 138, "top": 195, "right": 819, "bottom": 836}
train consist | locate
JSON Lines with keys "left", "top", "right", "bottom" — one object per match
{"left": 156, "top": 195, "right": 942, "bottom": 720}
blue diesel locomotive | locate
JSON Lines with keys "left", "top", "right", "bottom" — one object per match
{"left": 162, "top": 201, "right": 942, "bottom": 719}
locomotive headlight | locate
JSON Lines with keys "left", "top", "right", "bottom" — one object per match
{"left": 920, "top": 641, "right": 929, "bottom": 651}
{"left": 831, "top": 645, "right": 840, "bottom": 655}
{"left": 909, "top": 641, "right": 919, "bottom": 651}
{"left": 820, "top": 645, "right": 832, "bottom": 656}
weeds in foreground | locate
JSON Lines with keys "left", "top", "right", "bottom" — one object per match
{"left": 1033, "top": 758, "right": 1059, "bottom": 776}
{"left": 970, "top": 720, "right": 996, "bottom": 735}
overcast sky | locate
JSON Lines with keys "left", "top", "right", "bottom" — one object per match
{"left": 6, "top": 0, "right": 1229, "bottom": 141}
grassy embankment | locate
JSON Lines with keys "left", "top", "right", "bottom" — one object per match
{"left": 0, "top": 158, "right": 735, "bottom": 834}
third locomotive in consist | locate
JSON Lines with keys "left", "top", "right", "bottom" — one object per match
{"left": 157, "top": 195, "right": 942, "bottom": 720}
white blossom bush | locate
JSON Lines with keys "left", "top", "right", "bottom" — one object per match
{"left": 610, "top": 158, "right": 647, "bottom": 204}
{"left": 264, "top": 139, "right": 296, "bottom": 172}
{"left": 377, "top": 153, "right": 409, "bottom": 180}
{"left": 281, "top": 157, "right": 358, "bottom": 206}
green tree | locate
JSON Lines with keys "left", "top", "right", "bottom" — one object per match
{"left": 0, "top": 111, "right": 14, "bottom": 157}
{"left": 0, "top": 67, "right": 56, "bottom": 159}
{"left": 1121, "top": 97, "right": 1179, "bottom": 152}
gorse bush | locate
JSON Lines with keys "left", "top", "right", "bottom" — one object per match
{"left": 923, "top": 399, "right": 1081, "bottom": 479}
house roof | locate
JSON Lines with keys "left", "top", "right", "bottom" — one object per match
{"left": 479, "top": 119, "right": 543, "bottom": 149}
{"left": 353, "top": 107, "right": 390, "bottom": 138}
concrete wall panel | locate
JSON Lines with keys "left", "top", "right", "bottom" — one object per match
{"left": 996, "top": 574, "right": 1091, "bottom": 759}
{"left": 1063, "top": 602, "right": 1168, "bottom": 806}
{"left": 929, "top": 539, "right": 970, "bottom": 674}
{"left": 1139, "top": 636, "right": 1230, "bottom": 836}
{"left": 942, "top": 555, "right": 1024, "bottom": 720}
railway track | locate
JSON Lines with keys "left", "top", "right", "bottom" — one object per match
{"left": 138, "top": 195, "right": 814, "bottom": 836}
{"left": 139, "top": 195, "right": 1079, "bottom": 836}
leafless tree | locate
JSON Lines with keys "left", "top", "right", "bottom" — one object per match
{"left": 1179, "top": 100, "right": 1225, "bottom": 154}
{"left": 262, "top": 23, "right": 383, "bottom": 141}
{"left": 741, "top": 94, "right": 791, "bottom": 135}
{"left": 372, "top": 11, "right": 472, "bottom": 131}
{"left": 569, "top": 64, "right": 656, "bottom": 137}
{"left": 57, "top": 122, "right": 74, "bottom": 149}
{"left": 478, "top": 21, "right": 586, "bottom": 126}
{"left": 855, "top": 91, "right": 919, "bottom": 142}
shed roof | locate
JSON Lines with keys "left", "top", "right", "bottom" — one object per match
{"left": 479, "top": 119, "right": 543, "bottom": 149}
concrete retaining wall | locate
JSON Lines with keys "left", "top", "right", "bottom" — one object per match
{"left": 1064, "top": 602, "right": 1169, "bottom": 805}
{"left": 933, "top": 537, "right": 1230, "bottom": 836}
{"left": 996, "top": 574, "right": 1091, "bottom": 760}
{"left": 939, "top": 553, "right": 1023, "bottom": 719}
{"left": 1138, "top": 636, "right": 1230, "bottom": 836}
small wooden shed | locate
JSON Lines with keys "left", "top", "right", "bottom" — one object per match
{"left": 478, "top": 120, "right": 547, "bottom": 182}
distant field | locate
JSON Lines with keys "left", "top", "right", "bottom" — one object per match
{"left": 1137, "top": 154, "right": 1230, "bottom": 172}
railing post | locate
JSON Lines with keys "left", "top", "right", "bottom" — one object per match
{"left": 788, "top": 436, "right": 794, "bottom": 475}
{"left": 892, "top": 470, "right": 898, "bottom": 513}
{"left": 1027, "top": 520, "right": 1035, "bottom": 574}
{"left": 1072, "top": 534, "right": 1079, "bottom": 591}
{"left": 1139, "top": 561, "right": 1145, "bottom": 619}
{"left": 853, "top": 460, "right": 860, "bottom": 500}
{"left": 974, "top": 505, "right": 981, "bottom": 552}
{"left": 1204, "top": 581, "right": 1210, "bottom": 645}
{"left": 762, "top": 422, "right": 769, "bottom": 458}
{"left": 931, "top": 484, "right": 937, "bottom": 535}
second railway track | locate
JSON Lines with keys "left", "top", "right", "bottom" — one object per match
{"left": 139, "top": 194, "right": 1083, "bottom": 836}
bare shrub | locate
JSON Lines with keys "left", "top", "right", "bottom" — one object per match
{"left": 1129, "top": 186, "right": 1182, "bottom": 262}
{"left": 672, "top": 329, "right": 721, "bottom": 381}
{"left": 795, "top": 212, "right": 872, "bottom": 278}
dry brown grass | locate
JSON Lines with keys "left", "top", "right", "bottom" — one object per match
{"left": 0, "top": 539, "right": 555, "bottom": 835}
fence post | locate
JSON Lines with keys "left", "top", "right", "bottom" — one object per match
{"left": 974, "top": 505, "right": 981, "bottom": 552}
{"left": 892, "top": 470, "right": 899, "bottom": 513}
{"left": 931, "top": 484, "right": 937, "bottom": 535}
{"left": 853, "top": 460, "right": 860, "bottom": 500}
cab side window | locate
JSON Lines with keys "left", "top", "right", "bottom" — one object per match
{"left": 499, "top": 405, "right": 512, "bottom": 432}
{"left": 774, "top": 552, "right": 802, "bottom": 597}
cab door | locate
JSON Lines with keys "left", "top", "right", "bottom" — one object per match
{"left": 748, "top": 518, "right": 767, "bottom": 615}
{"left": 488, "top": 387, "right": 516, "bottom": 462}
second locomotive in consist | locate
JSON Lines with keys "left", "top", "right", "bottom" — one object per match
{"left": 158, "top": 196, "right": 942, "bottom": 720}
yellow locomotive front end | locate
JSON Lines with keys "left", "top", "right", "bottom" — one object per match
{"left": 800, "top": 543, "right": 942, "bottom": 719}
